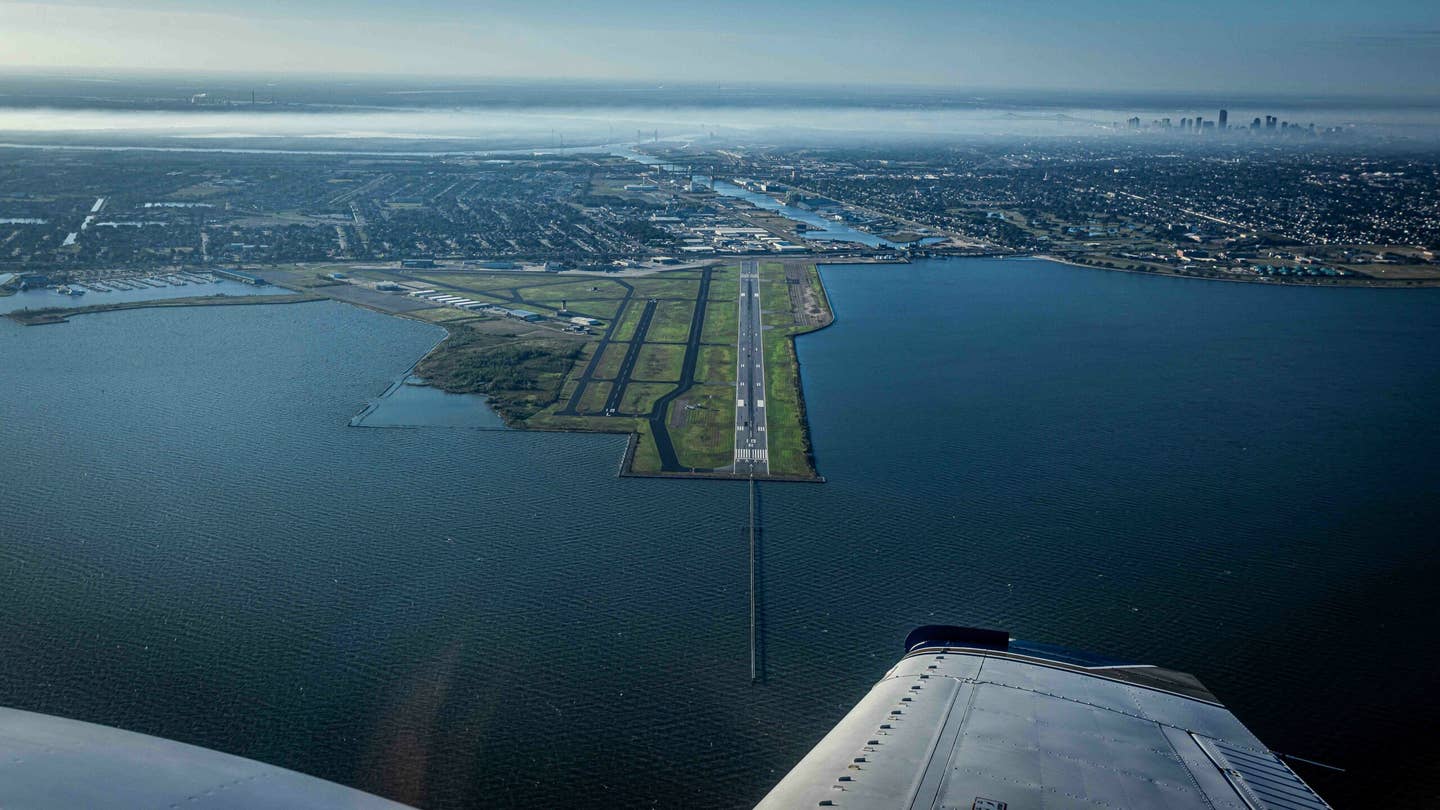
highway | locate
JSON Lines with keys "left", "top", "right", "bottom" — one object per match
{"left": 734, "top": 260, "right": 769, "bottom": 474}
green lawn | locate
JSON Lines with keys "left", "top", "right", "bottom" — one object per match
{"left": 644, "top": 299, "right": 696, "bottom": 343}
{"left": 695, "top": 344, "right": 736, "bottom": 385}
{"left": 576, "top": 381, "right": 612, "bottom": 415}
{"left": 611, "top": 300, "right": 647, "bottom": 342}
{"left": 620, "top": 382, "right": 676, "bottom": 416}
{"left": 634, "top": 343, "right": 684, "bottom": 382}
{"left": 521, "top": 296, "right": 623, "bottom": 321}
{"left": 406, "top": 273, "right": 524, "bottom": 295}
{"left": 707, "top": 277, "right": 739, "bottom": 302}
{"left": 593, "top": 342, "right": 629, "bottom": 380}
{"left": 631, "top": 424, "right": 662, "bottom": 473}
{"left": 515, "top": 280, "right": 629, "bottom": 316}
{"left": 700, "top": 300, "right": 738, "bottom": 345}
{"left": 670, "top": 383, "right": 737, "bottom": 470}
{"left": 625, "top": 278, "right": 714, "bottom": 300}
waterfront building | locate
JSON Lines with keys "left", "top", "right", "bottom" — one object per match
{"left": 214, "top": 268, "right": 267, "bottom": 285}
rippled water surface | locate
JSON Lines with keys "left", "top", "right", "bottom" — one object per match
{"left": 354, "top": 376, "right": 508, "bottom": 429}
{"left": 1, "top": 259, "right": 1437, "bottom": 808}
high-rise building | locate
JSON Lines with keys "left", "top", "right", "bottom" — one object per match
{"left": 1251, "top": 117, "right": 1262, "bottom": 131}
{"left": 1265, "top": 115, "right": 1277, "bottom": 130}
{"left": 1218, "top": 109, "right": 1228, "bottom": 130}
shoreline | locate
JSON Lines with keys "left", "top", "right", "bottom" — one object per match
{"left": 1027, "top": 253, "right": 1440, "bottom": 288}
{"left": 21, "top": 251, "right": 1422, "bottom": 482}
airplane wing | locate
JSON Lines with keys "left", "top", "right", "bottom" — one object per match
{"left": 756, "top": 625, "right": 1331, "bottom": 810}
{"left": 0, "top": 705, "right": 410, "bottom": 809}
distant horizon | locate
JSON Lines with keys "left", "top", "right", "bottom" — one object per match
{"left": 2, "top": 0, "right": 1437, "bottom": 97}
{"left": 1, "top": 67, "right": 1438, "bottom": 110}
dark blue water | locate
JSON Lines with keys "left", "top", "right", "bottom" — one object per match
{"left": 354, "top": 376, "right": 508, "bottom": 429}
{"left": 1, "top": 259, "right": 1436, "bottom": 808}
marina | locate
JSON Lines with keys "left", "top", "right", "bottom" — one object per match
{"left": 43, "top": 272, "right": 221, "bottom": 295}
{"left": 0, "top": 272, "right": 287, "bottom": 314}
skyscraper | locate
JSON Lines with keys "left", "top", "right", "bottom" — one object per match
{"left": 1218, "top": 109, "right": 1228, "bottom": 130}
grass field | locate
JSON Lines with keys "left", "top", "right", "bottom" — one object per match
{"left": 577, "top": 381, "right": 613, "bottom": 415}
{"left": 619, "top": 382, "right": 674, "bottom": 415}
{"left": 700, "top": 302, "right": 739, "bottom": 345}
{"left": 592, "top": 342, "right": 628, "bottom": 380}
{"left": 695, "top": 345, "right": 736, "bottom": 385}
{"left": 611, "top": 300, "right": 647, "bottom": 341}
{"left": 644, "top": 300, "right": 696, "bottom": 343}
{"left": 671, "top": 384, "right": 737, "bottom": 470}
{"left": 633, "top": 343, "right": 684, "bottom": 382}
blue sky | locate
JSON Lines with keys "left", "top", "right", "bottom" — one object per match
{"left": 2, "top": 0, "right": 1437, "bottom": 96}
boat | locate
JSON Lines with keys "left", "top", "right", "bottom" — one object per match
{"left": 55, "top": 285, "right": 85, "bottom": 296}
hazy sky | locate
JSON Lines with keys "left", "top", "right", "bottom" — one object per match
{"left": 2, "top": 0, "right": 1438, "bottom": 96}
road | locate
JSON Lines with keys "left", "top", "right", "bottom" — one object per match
{"left": 734, "top": 260, "right": 769, "bottom": 474}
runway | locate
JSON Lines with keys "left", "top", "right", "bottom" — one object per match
{"left": 734, "top": 260, "right": 769, "bottom": 474}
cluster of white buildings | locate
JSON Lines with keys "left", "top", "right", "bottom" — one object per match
{"left": 406, "top": 289, "right": 544, "bottom": 321}
{"left": 674, "top": 225, "right": 808, "bottom": 254}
